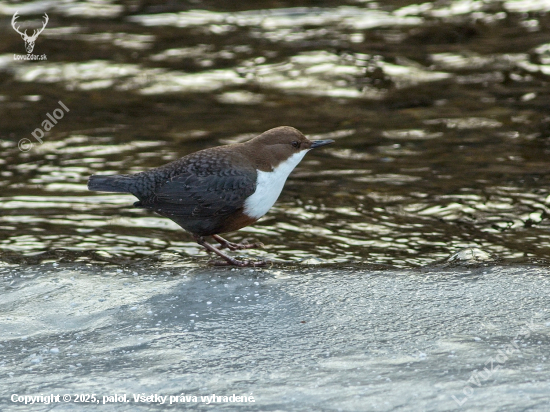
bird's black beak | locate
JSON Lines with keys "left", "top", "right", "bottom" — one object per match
{"left": 310, "top": 139, "right": 334, "bottom": 149}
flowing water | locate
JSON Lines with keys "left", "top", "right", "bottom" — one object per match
{"left": 2, "top": 0, "right": 550, "bottom": 266}
{"left": 1, "top": 0, "right": 550, "bottom": 410}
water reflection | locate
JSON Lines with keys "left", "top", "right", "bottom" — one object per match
{"left": 1, "top": 1, "right": 550, "bottom": 266}
{"left": 3, "top": 51, "right": 451, "bottom": 99}
{"left": 127, "top": 7, "right": 423, "bottom": 31}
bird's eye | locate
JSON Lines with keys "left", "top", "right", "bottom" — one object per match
{"left": 291, "top": 141, "right": 300, "bottom": 148}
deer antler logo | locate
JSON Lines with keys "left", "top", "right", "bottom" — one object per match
{"left": 11, "top": 11, "right": 49, "bottom": 54}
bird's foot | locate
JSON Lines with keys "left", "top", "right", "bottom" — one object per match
{"left": 209, "top": 258, "right": 269, "bottom": 267}
{"left": 194, "top": 235, "right": 267, "bottom": 267}
{"left": 219, "top": 241, "right": 265, "bottom": 251}
{"left": 212, "top": 234, "right": 264, "bottom": 251}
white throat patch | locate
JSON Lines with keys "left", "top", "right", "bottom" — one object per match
{"left": 244, "top": 150, "right": 309, "bottom": 219}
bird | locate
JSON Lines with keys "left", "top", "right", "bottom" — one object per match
{"left": 88, "top": 126, "right": 334, "bottom": 266}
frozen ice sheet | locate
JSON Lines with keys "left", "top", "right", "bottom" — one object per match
{"left": 0, "top": 264, "right": 549, "bottom": 411}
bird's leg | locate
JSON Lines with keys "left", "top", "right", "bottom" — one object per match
{"left": 193, "top": 235, "right": 267, "bottom": 267}
{"left": 211, "top": 234, "right": 264, "bottom": 251}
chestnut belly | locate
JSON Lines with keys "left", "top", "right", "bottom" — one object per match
{"left": 159, "top": 209, "right": 258, "bottom": 236}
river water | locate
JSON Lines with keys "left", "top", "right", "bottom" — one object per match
{"left": 1, "top": 0, "right": 550, "bottom": 410}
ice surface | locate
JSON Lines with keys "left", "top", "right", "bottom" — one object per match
{"left": 0, "top": 264, "right": 549, "bottom": 411}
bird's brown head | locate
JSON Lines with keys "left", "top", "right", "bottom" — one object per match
{"left": 244, "top": 126, "right": 334, "bottom": 171}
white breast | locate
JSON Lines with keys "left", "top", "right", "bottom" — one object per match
{"left": 243, "top": 150, "right": 309, "bottom": 219}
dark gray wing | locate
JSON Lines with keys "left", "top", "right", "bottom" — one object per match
{"left": 141, "top": 167, "right": 257, "bottom": 219}
{"left": 160, "top": 169, "right": 256, "bottom": 217}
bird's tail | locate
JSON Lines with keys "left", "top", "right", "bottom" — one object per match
{"left": 88, "top": 174, "right": 135, "bottom": 193}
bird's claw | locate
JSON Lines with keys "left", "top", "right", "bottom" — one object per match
{"left": 209, "top": 259, "right": 269, "bottom": 267}
{"left": 218, "top": 241, "right": 265, "bottom": 251}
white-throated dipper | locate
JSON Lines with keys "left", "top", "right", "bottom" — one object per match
{"left": 88, "top": 126, "right": 333, "bottom": 266}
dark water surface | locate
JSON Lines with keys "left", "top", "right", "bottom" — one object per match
{"left": 2, "top": 0, "right": 550, "bottom": 266}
